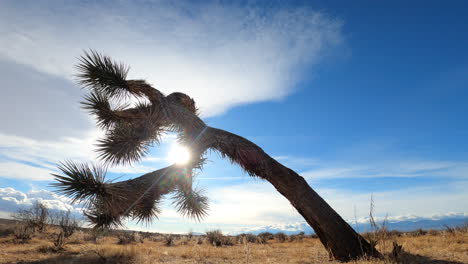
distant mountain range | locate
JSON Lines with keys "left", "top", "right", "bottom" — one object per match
{"left": 230, "top": 213, "right": 468, "bottom": 235}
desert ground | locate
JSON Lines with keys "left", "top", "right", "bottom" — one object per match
{"left": 0, "top": 219, "right": 467, "bottom": 264}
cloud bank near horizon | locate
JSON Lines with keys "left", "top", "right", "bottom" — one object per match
{"left": 1, "top": 185, "right": 466, "bottom": 234}
{"left": 0, "top": 187, "right": 80, "bottom": 219}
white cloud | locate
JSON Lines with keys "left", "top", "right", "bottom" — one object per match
{"left": 0, "top": 130, "right": 180, "bottom": 181}
{"left": 0, "top": 0, "right": 343, "bottom": 116}
{"left": 0, "top": 59, "right": 92, "bottom": 141}
{"left": 0, "top": 132, "right": 100, "bottom": 181}
{"left": 273, "top": 155, "right": 318, "bottom": 170}
{"left": 301, "top": 160, "right": 468, "bottom": 180}
{"left": 0, "top": 161, "right": 52, "bottom": 181}
{"left": 0, "top": 129, "right": 179, "bottom": 181}
{"left": 142, "top": 181, "right": 300, "bottom": 227}
{"left": 0, "top": 132, "right": 99, "bottom": 164}
{"left": 0, "top": 187, "right": 78, "bottom": 215}
{"left": 316, "top": 181, "right": 468, "bottom": 220}
{"left": 202, "top": 182, "right": 300, "bottom": 225}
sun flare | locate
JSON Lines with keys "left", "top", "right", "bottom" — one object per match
{"left": 167, "top": 144, "right": 191, "bottom": 165}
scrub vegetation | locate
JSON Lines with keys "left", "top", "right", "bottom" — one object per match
{"left": 0, "top": 217, "right": 467, "bottom": 264}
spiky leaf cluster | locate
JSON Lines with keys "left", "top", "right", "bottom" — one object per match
{"left": 51, "top": 161, "right": 107, "bottom": 203}
{"left": 172, "top": 187, "right": 209, "bottom": 221}
{"left": 53, "top": 51, "right": 213, "bottom": 228}
{"left": 76, "top": 50, "right": 130, "bottom": 99}
{"left": 81, "top": 91, "right": 129, "bottom": 129}
{"left": 96, "top": 119, "right": 163, "bottom": 165}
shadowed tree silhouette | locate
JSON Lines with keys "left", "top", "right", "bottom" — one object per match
{"left": 52, "top": 51, "right": 381, "bottom": 261}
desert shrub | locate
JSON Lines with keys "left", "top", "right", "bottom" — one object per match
{"left": 246, "top": 234, "right": 256, "bottom": 243}
{"left": 455, "top": 222, "right": 468, "bottom": 233}
{"left": 68, "top": 230, "right": 86, "bottom": 244}
{"left": 12, "top": 201, "right": 49, "bottom": 233}
{"left": 118, "top": 232, "right": 142, "bottom": 245}
{"left": 366, "top": 196, "right": 391, "bottom": 252}
{"left": 256, "top": 234, "right": 268, "bottom": 244}
{"left": 206, "top": 230, "right": 233, "bottom": 247}
{"left": 390, "top": 241, "right": 403, "bottom": 262}
{"left": 410, "top": 229, "right": 427, "bottom": 237}
{"left": 197, "top": 237, "right": 204, "bottom": 245}
{"left": 54, "top": 232, "right": 65, "bottom": 250}
{"left": 274, "top": 232, "right": 287, "bottom": 242}
{"left": 206, "top": 230, "right": 224, "bottom": 246}
{"left": 92, "top": 247, "right": 136, "bottom": 263}
{"left": 258, "top": 232, "right": 274, "bottom": 241}
{"left": 13, "top": 223, "right": 34, "bottom": 243}
{"left": 139, "top": 231, "right": 152, "bottom": 240}
{"left": 257, "top": 232, "right": 275, "bottom": 244}
{"left": 443, "top": 225, "right": 464, "bottom": 235}
{"left": 187, "top": 229, "right": 193, "bottom": 241}
{"left": 164, "top": 234, "right": 175, "bottom": 246}
{"left": 296, "top": 231, "right": 305, "bottom": 241}
{"left": 52, "top": 210, "right": 80, "bottom": 250}
{"left": 288, "top": 232, "right": 305, "bottom": 242}
{"left": 147, "top": 234, "right": 163, "bottom": 242}
{"left": 59, "top": 210, "right": 79, "bottom": 238}
{"left": 237, "top": 233, "right": 257, "bottom": 244}
{"left": 387, "top": 230, "right": 402, "bottom": 238}
{"left": 86, "top": 228, "right": 108, "bottom": 243}
{"left": 224, "top": 236, "right": 235, "bottom": 246}
{"left": 180, "top": 238, "right": 190, "bottom": 245}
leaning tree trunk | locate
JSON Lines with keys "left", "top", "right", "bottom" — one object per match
{"left": 198, "top": 127, "right": 381, "bottom": 261}
{"left": 159, "top": 98, "right": 381, "bottom": 260}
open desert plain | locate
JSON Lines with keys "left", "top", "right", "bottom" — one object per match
{"left": 1, "top": 219, "right": 467, "bottom": 264}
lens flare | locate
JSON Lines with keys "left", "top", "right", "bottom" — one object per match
{"left": 167, "top": 144, "right": 190, "bottom": 165}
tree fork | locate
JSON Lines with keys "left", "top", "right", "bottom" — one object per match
{"left": 189, "top": 126, "right": 381, "bottom": 261}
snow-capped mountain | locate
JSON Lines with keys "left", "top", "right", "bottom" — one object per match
{"left": 230, "top": 213, "right": 468, "bottom": 235}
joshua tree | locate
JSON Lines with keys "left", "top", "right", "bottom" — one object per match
{"left": 52, "top": 51, "right": 381, "bottom": 261}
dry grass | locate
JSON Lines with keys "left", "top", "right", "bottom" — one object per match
{"left": 0, "top": 225, "right": 466, "bottom": 264}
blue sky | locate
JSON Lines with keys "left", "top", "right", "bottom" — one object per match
{"left": 0, "top": 0, "right": 467, "bottom": 233}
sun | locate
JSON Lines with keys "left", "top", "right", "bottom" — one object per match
{"left": 167, "top": 144, "right": 191, "bottom": 165}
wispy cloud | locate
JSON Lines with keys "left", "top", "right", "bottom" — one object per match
{"left": 0, "top": 131, "right": 169, "bottom": 180}
{"left": 0, "top": 0, "right": 343, "bottom": 184}
{"left": 0, "top": 132, "right": 100, "bottom": 181}
{"left": 273, "top": 155, "right": 318, "bottom": 169}
{"left": 0, "top": 161, "right": 52, "bottom": 181}
{"left": 301, "top": 160, "right": 468, "bottom": 180}
{"left": 0, "top": 0, "right": 343, "bottom": 116}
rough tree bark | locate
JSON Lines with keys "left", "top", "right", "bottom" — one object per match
{"left": 202, "top": 127, "right": 381, "bottom": 261}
